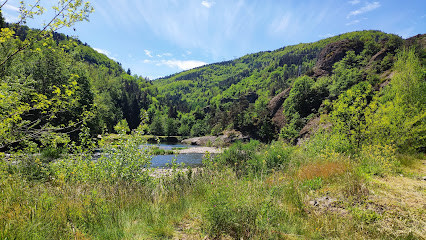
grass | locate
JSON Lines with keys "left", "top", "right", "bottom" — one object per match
{"left": 151, "top": 146, "right": 175, "bottom": 155}
{"left": 0, "top": 139, "right": 425, "bottom": 239}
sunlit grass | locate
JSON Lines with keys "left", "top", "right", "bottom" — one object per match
{"left": 1, "top": 141, "right": 424, "bottom": 239}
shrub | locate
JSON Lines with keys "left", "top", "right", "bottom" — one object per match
{"left": 359, "top": 144, "right": 399, "bottom": 176}
{"left": 304, "top": 129, "right": 353, "bottom": 156}
{"left": 216, "top": 140, "right": 262, "bottom": 177}
{"left": 263, "top": 141, "right": 294, "bottom": 170}
{"left": 52, "top": 125, "right": 153, "bottom": 183}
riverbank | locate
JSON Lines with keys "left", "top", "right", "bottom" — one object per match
{"left": 177, "top": 146, "right": 224, "bottom": 154}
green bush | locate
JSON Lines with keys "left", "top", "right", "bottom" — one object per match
{"left": 52, "top": 125, "right": 153, "bottom": 183}
{"left": 359, "top": 144, "right": 400, "bottom": 176}
{"left": 304, "top": 129, "right": 353, "bottom": 156}
{"left": 263, "top": 141, "right": 294, "bottom": 170}
{"left": 216, "top": 140, "right": 263, "bottom": 177}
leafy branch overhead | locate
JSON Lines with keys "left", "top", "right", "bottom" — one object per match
{"left": 0, "top": 0, "right": 94, "bottom": 66}
{"left": 0, "top": 0, "right": 94, "bottom": 150}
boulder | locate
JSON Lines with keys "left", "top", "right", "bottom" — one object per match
{"left": 313, "top": 39, "right": 364, "bottom": 78}
{"left": 267, "top": 87, "right": 291, "bottom": 130}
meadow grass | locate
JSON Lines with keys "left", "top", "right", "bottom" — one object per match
{"left": 0, "top": 138, "right": 424, "bottom": 239}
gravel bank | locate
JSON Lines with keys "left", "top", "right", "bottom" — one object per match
{"left": 178, "top": 147, "right": 224, "bottom": 154}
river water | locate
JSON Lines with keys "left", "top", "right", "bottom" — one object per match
{"left": 148, "top": 143, "right": 205, "bottom": 168}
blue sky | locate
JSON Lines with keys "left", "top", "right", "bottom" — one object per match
{"left": 2, "top": 0, "right": 425, "bottom": 79}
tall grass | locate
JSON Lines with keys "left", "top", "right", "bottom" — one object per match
{"left": 0, "top": 130, "right": 424, "bottom": 239}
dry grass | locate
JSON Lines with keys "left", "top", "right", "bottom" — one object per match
{"left": 367, "top": 159, "right": 426, "bottom": 238}
{"left": 297, "top": 161, "right": 348, "bottom": 180}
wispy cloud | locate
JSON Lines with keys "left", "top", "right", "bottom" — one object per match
{"left": 160, "top": 60, "right": 207, "bottom": 70}
{"left": 2, "top": 12, "right": 19, "bottom": 22}
{"left": 3, "top": 4, "right": 19, "bottom": 12}
{"left": 2, "top": 3, "right": 20, "bottom": 22}
{"left": 397, "top": 27, "right": 415, "bottom": 39}
{"left": 201, "top": 1, "right": 215, "bottom": 8}
{"left": 347, "top": 2, "right": 381, "bottom": 18}
{"left": 348, "top": 0, "right": 360, "bottom": 5}
{"left": 346, "top": 19, "right": 361, "bottom": 25}
{"left": 93, "top": 48, "right": 117, "bottom": 61}
{"left": 156, "top": 52, "right": 173, "bottom": 58}
{"left": 142, "top": 57, "right": 207, "bottom": 71}
{"left": 144, "top": 49, "right": 153, "bottom": 58}
{"left": 270, "top": 14, "right": 292, "bottom": 34}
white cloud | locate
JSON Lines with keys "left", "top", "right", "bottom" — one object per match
{"left": 156, "top": 52, "right": 173, "bottom": 58}
{"left": 2, "top": 4, "right": 20, "bottom": 23}
{"left": 347, "top": 2, "right": 381, "bottom": 18}
{"left": 3, "top": 12, "right": 19, "bottom": 23}
{"left": 144, "top": 49, "right": 153, "bottom": 58}
{"left": 397, "top": 27, "right": 415, "bottom": 39}
{"left": 348, "top": 0, "right": 361, "bottom": 5}
{"left": 160, "top": 60, "right": 207, "bottom": 70}
{"left": 201, "top": 1, "right": 215, "bottom": 8}
{"left": 346, "top": 19, "right": 361, "bottom": 25}
{"left": 93, "top": 48, "right": 117, "bottom": 61}
{"left": 3, "top": 4, "right": 19, "bottom": 12}
{"left": 272, "top": 14, "right": 291, "bottom": 33}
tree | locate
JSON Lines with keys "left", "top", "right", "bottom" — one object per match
{"left": 114, "top": 119, "right": 130, "bottom": 134}
{"left": 330, "top": 81, "right": 373, "bottom": 148}
{"left": 0, "top": 10, "right": 5, "bottom": 28}
{"left": 0, "top": 0, "right": 94, "bottom": 66}
{"left": 0, "top": 0, "right": 94, "bottom": 150}
{"left": 365, "top": 49, "right": 425, "bottom": 151}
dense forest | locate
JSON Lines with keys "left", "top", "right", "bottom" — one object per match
{"left": 1, "top": 2, "right": 425, "bottom": 239}
{"left": 148, "top": 30, "right": 425, "bottom": 150}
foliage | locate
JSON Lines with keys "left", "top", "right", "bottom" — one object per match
{"left": 329, "top": 81, "right": 374, "bottom": 148}
{"left": 114, "top": 119, "right": 130, "bottom": 134}
{"left": 359, "top": 144, "right": 399, "bottom": 176}
{"left": 329, "top": 51, "right": 364, "bottom": 97}
{"left": 150, "top": 31, "right": 400, "bottom": 140}
{"left": 53, "top": 125, "right": 152, "bottom": 183}
{"left": 284, "top": 76, "right": 324, "bottom": 118}
{"left": 364, "top": 49, "right": 425, "bottom": 151}
{"left": 215, "top": 140, "right": 263, "bottom": 177}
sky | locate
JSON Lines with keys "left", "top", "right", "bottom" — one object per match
{"left": 2, "top": 0, "right": 425, "bottom": 79}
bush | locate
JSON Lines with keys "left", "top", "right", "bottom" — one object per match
{"left": 263, "top": 141, "right": 294, "bottom": 170}
{"left": 52, "top": 125, "right": 153, "bottom": 183}
{"left": 304, "top": 129, "right": 353, "bottom": 156}
{"left": 359, "top": 144, "right": 399, "bottom": 176}
{"left": 216, "top": 140, "right": 263, "bottom": 177}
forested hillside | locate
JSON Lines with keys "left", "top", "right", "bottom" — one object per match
{"left": 0, "top": 11, "right": 155, "bottom": 151}
{"left": 148, "top": 30, "right": 424, "bottom": 147}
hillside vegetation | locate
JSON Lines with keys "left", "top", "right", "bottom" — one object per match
{"left": 149, "top": 30, "right": 424, "bottom": 146}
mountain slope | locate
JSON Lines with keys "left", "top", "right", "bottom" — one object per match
{"left": 148, "top": 30, "right": 423, "bottom": 142}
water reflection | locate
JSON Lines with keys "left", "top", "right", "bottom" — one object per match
{"left": 147, "top": 143, "right": 204, "bottom": 168}
{"left": 151, "top": 153, "right": 204, "bottom": 168}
